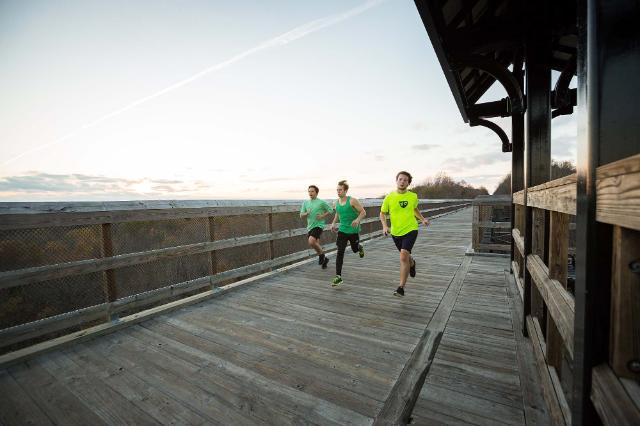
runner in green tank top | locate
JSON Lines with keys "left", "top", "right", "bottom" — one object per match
{"left": 329, "top": 180, "right": 366, "bottom": 287}
{"left": 379, "top": 171, "right": 430, "bottom": 297}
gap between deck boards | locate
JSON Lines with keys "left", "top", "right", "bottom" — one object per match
{"left": 373, "top": 255, "right": 473, "bottom": 426}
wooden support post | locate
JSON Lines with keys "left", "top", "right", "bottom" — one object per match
{"left": 472, "top": 204, "right": 480, "bottom": 251}
{"left": 101, "top": 223, "right": 118, "bottom": 321}
{"left": 610, "top": 226, "right": 640, "bottom": 380}
{"left": 207, "top": 217, "right": 217, "bottom": 288}
{"left": 531, "top": 208, "right": 547, "bottom": 332}
{"left": 522, "top": 0, "right": 551, "bottom": 335}
{"left": 573, "top": 0, "right": 640, "bottom": 423}
{"left": 547, "top": 211, "right": 570, "bottom": 371}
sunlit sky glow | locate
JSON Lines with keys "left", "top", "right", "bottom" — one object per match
{"left": 0, "top": 0, "right": 576, "bottom": 201}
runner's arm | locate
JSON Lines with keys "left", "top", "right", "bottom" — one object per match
{"left": 350, "top": 198, "right": 366, "bottom": 227}
{"left": 379, "top": 211, "right": 390, "bottom": 236}
{"left": 330, "top": 203, "right": 339, "bottom": 232}
{"left": 414, "top": 208, "right": 430, "bottom": 226}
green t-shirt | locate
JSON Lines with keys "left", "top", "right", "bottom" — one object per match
{"left": 300, "top": 198, "right": 333, "bottom": 230}
{"left": 381, "top": 191, "right": 419, "bottom": 236}
{"left": 336, "top": 196, "right": 360, "bottom": 234}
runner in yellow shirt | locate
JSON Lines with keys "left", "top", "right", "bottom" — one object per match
{"left": 379, "top": 171, "right": 429, "bottom": 296}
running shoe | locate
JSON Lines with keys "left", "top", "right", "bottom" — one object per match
{"left": 332, "top": 275, "right": 343, "bottom": 287}
{"left": 394, "top": 286, "right": 405, "bottom": 297}
{"left": 410, "top": 259, "right": 416, "bottom": 278}
{"left": 318, "top": 254, "right": 325, "bottom": 265}
{"left": 358, "top": 245, "right": 365, "bottom": 258}
{"left": 322, "top": 257, "right": 330, "bottom": 269}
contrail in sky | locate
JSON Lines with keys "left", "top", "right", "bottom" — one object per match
{"left": 2, "top": 0, "right": 385, "bottom": 168}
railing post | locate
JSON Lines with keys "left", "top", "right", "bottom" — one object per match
{"left": 547, "top": 211, "right": 570, "bottom": 371}
{"left": 101, "top": 223, "right": 118, "bottom": 321}
{"left": 208, "top": 216, "right": 217, "bottom": 288}
{"left": 522, "top": 0, "right": 551, "bottom": 336}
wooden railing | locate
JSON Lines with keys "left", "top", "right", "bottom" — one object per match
{"left": 512, "top": 153, "right": 640, "bottom": 424}
{"left": 471, "top": 195, "right": 511, "bottom": 254}
{"left": 0, "top": 198, "right": 470, "bottom": 356}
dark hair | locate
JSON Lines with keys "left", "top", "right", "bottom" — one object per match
{"left": 396, "top": 171, "right": 413, "bottom": 184}
{"left": 337, "top": 180, "right": 349, "bottom": 191}
{"left": 308, "top": 185, "right": 319, "bottom": 194}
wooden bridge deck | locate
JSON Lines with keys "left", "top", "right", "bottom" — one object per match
{"left": 0, "top": 208, "right": 547, "bottom": 425}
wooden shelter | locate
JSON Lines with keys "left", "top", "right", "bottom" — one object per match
{"left": 414, "top": 0, "right": 640, "bottom": 424}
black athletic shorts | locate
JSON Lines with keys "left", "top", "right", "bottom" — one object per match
{"left": 307, "top": 227, "right": 323, "bottom": 239}
{"left": 392, "top": 230, "right": 418, "bottom": 253}
{"left": 336, "top": 231, "right": 360, "bottom": 252}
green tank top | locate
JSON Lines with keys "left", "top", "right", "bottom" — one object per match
{"left": 337, "top": 196, "right": 360, "bottom": 234}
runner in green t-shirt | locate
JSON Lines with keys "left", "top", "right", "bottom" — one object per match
{"left": 300, "top": 185, "right": 333, "bottom": 268}
{"left": 379, "top": 171, "right": 429, "bottom": 297}
{"left": 329, "top": 180, "right": 366, "bottom": 286}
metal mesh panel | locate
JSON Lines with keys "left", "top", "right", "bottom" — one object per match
{"left": 0, "top": 272, "right": 106, "bottom": 329}
{"left": 114, "top": 253, "right": 210, "bottom": 298}
{"left": 0, "top": 225, "right": 103, "bottom": 271}
{"left": 215, "top": 242, "right": 271, "bottom": 273}
{"left": 212, "top": 214, "right": 269, "bottom": 239}
{"left": 111, "top": 217, "right": 209, "bottom": 255}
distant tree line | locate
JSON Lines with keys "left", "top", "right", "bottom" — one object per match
{"left": 406, "top": 172, "right": 489, "bottom": 199}
{"left": 493, "top": 160, "right": 576, "bottom": 195}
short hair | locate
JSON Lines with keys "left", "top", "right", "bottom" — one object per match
{"left": 396, "top": 171, "right": 413, "bottom": 184}
{"left": 337, "top": 180, "right": 349, "bottom": 191}
{"left": 308, "top": 185, "right": 319, "bottom": 194}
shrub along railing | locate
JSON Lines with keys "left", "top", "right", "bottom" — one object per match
{"left": 512, "top": 153, "right": 640, "bottom": 424}
{"left": 0, "top": 198, "right": 469, "bottom": 356}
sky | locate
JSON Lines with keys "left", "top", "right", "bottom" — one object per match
{"left": 0, "top": 0, "right": 577, "bottom": 201}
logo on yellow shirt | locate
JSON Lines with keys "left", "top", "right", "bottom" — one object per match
{"left": 399, "top": 201, "right": 408, "bottom": 208}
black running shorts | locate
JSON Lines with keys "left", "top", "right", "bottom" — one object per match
{"left": 392, "top": 230, "right": 418, "bottom": 253}
{"left": 307, "top": 227, "right": 323, "bottom": 239}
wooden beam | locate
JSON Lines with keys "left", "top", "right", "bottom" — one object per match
{"left": 526, "top": 315, "right": 569, "bottom": 425}
{"left": 610, "top": 226, "right": 640, "bottom": 380}
{"left": 591, "top": 364, "right": 640, "bottom": 425}
{"left": 527, "top": 254, "right": 575, "bottom": 359}
{"left": 546, "top": 211, "right": 570, "bottom": 372}
{"left": 513, "top": 228, "right": 525, "bottom": 256}
{"left": 527, "top": 174, "right": 577, "bottom": 215}
{"left": 596, "top": 153, "right": 640, "bottom": 231}
{"left": 513, "top": 190, "right": 525, "bottom": 205}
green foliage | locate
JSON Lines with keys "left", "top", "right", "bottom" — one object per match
{"left": 493, "top": 160, "right": 576, "bottom": 195}
{"left": 411, "top": 172, "right": 489, "bottom": 199}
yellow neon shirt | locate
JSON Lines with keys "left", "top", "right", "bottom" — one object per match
{"left": 381, "top": 191, "right": 419, "bottom": 236}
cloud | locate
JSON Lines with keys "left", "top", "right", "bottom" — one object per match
{"left": 443, "top": 152, "right": 510, "bottom": 172}
{"left": 0, "top": 172, "right": 211, "bottom": 198}
{"left": 412, "top": 144, "right": 439, "bottom": 151}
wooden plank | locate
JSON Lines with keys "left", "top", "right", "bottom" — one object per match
{"left": 475, "top": 243, "right": 511, "bottom": 252}
{"left": 0, "top": 369, "right": 55, "bottom": 425}
{"left": 526, "top": 315, "right": 568, "bottom": 425}
{"left": 591, "top": 363, "right": 640, "bottom": 425}
{"left": 513, "top": 228, "right": 525, "bottom": 256}
{"left": 527, "top": 254, "right": 575, "bottom": 358}
{"left": 546, "top": 211, "right": 570, "bottom": 371}
{"left": 610, "top": 225, "right": 640, "bottom": 380}
{"left": 512, "top": 261, "right": 524, "bottom": 300}
{"left": 503, "top": 270, "right": 549, "bottom": 425}
{"left": 526, "top": 174, "right": 577, "bottom": 215}
{"left": 596, "top": 153, "right": 640, "bottom": 231}
{"left": 8, "top": 360, "right": 107, "bottom": 425}
{"left": 0, "top": 250, "right": 328, "bottom": 367}
{"left": 66, "top": 344, "right": 210, "bottom": 425}
{"left": 476, "top": 221, "right": 511, "bottom": 229}
{"left": 0, "top": 199, "right": 464, "bottom": 230}
{"left": 373, "top": 255, "right": 473, "bottom": 425}
{"left": 513, "top": 190, "right": 525, "bottom": 205}
{"left": 39, "top": 353, "right": 156, "bottom": 425}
